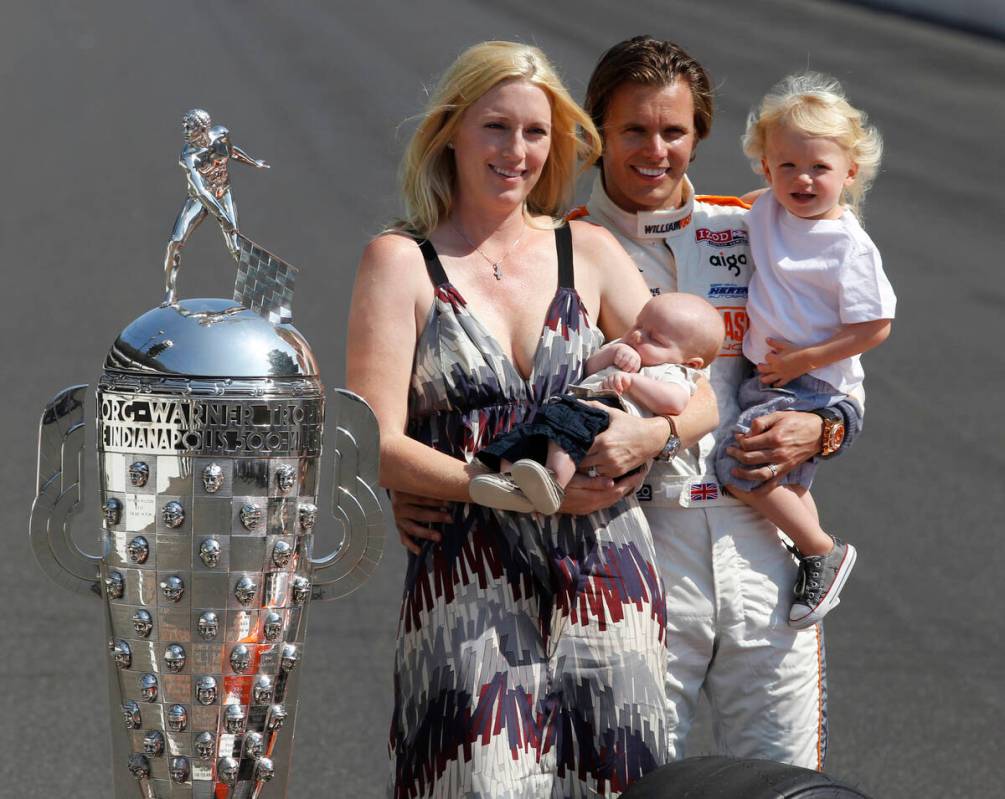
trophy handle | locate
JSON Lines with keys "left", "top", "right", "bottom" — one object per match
{"left": 29, "top": 385, "right": 102, "bottom": 597}
{"left": 308, "top": 389, "right": 384, "bottom": 601}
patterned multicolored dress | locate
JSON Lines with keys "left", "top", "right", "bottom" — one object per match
{"left": 390, "top": 225, "right": 669, "bottom": 798}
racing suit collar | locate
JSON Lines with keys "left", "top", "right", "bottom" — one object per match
{"left": 589, "top": 173, "right": 695, "bottom": 243}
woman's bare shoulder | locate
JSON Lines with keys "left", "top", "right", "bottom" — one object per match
{"left": 568, "top": 218, "right": 623, "bottom": 256}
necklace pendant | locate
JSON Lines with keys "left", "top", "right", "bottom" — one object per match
{"left": 493, "top": 263, "right": 502, "bottom": 280}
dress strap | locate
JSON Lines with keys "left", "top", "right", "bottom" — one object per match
{"left": 415, "top": 237, "right": 450, "bottom": 286}
{"left": 554, "top": 224, "right": 575, "bottom": 289}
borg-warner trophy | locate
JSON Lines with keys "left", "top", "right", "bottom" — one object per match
{"left": 29, "top": 109, "right": 384, "bottom": 798}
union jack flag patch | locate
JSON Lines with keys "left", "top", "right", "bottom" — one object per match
{"left": 689, "top": 482, "right": 720, "bottom": 503}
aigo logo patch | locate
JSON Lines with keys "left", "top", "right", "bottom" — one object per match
{"left": 718, "top": 306, "right": 748, "bottom": 356}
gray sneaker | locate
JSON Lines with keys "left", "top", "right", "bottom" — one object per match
{"left": 788, "top": 536, "right": 857, "bottom": 629}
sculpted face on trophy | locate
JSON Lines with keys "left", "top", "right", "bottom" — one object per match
{"left": 267, "top": 704, "right": 288, "bottom": 731}
{"left": 218, "top": 757, "right": 240, "bottom": 786}
{"left": 263, "top": 611, "right": 283, "bottom": 641}
{"left": 132, "top": 609, "right": 153, "bottom": 637}
{"left": 256, "top": 757, "right": 276, "bottom": 783}
{"left": 280, "top": 643, "right": 299, "bottom": 673}
{"left": 197, "top": 611, "right": 219, "bottom": 640}
{"left": 253, "top": 675, "right": 274, "bottom": 704}
{"left": 127, "top": 754, "right": 150, "bottom": 780}
{"left": 199, "top": 537, "right": 221, "bottom": 568}
{"left": 276, "top": 463, "right": 296, "bottom": 493}
{"left": 122, "top": 701, "right": 142, "bottom": 730}
{"left": 243, "top": 730, "right": 265, "bottom": 760}
{"left": 162, "top": 501, "right": 185, "bottom": 529}
{"left": 298, "top": 502, "right": 317, "bottom": 532}
{"left": 160, "top": 575, "right": 184, "bottom": 602}
{"left": 143, "top": 730, "right": 165, "bottom": 757}
{"left": 140, "top": 673, "right": 158, "bottom": 703}
{"left": 127, "top": 536, "right": 149, "bottom": 565}
{"left": 195, "top": 676, "right": 218, "bottom": 705}
{"left": 164, "top": 644, "right": 186, "bottom": 673}
{"left": 234, "top": 576, "right": 257, "bottom": 606}
{"left": 272, "top": 539, "right": 293, "bottom": 568}
{"left": 128, "top": 461, "right": 149, "bottom": 488}
{"left": 102, "top": 498, "right": 122, "bottom": 527}
{"left": 105, "top": 570, "right": 125, "bottom": 599}
{"left": 240, "top": 502, "right": 263, "bottom": 531}
{"left": 202, "top": 463, "right": 225, "bottom": 494}
{"left": 230, "top": 644, "right": 251, "bottom": 674}
{"left": 292, "top": 576, "right": 310, "bottom": 605}
{"left": 109, "top": 639, "right": 131, "bottom": 669}
{"left": 194, "top": 731, "right": 216, "bottom": 760}
{"left": 167, "top": 704, "right": 188, "bottom": 732}
{"left": 169, "top": 756, "right": 190, "bottom": 784}
{"left": 224, "top": 704, "right": 245, "bottom": 734}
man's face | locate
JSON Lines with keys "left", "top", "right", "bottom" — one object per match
{"left": 601, "top": 80, "right": 697, "bottom": 213}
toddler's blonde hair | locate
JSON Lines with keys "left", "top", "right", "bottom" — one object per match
{"left": 742, "top": 72, "right": 882, "bottom": 217}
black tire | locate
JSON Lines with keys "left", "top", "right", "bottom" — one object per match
{"left": 622, "top": 756, "right": 872, "bottom": 798}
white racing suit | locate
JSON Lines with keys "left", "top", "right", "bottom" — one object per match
{"left": 573, "top": 175, "right": 861, "bottom": 770}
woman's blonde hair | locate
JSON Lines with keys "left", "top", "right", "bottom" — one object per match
{"left": 397, "top": 41, "right": 602, "bottom": 236}
{"left": 742, "top": 72, "right": 883, "bottom": 217}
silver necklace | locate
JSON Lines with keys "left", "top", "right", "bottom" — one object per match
{"left": 451, "top": 220, "right": 525, "bottom": 280}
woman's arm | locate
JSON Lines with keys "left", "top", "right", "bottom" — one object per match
{"left": 345, "top": 234, "right": 484, "bottom": 503}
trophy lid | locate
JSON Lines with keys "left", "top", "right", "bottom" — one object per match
{"left": 104, "top": 298, "right": 318, "bottom": 378}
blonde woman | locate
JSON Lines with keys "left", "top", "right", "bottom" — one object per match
{"left": 347, "top": 41, "right": 715, "bottom": 797}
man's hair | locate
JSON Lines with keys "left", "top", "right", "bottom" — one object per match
{"left": 396, "top": 41, "right": 601, "bottom": 236}
{"left": 584, "top": 36, "right": 714, "bottom": 161}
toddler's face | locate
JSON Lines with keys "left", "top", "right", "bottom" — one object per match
{"left": 623, "top": 301, "right": 688, "bottom": 367}
{"left": 761, "top": 123, "right": 857, "bottom": 220}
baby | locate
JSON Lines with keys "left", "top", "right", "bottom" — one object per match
{"left": 715, "top": 73, "right": 896, "bottom": 628}
{"left": 471, "top": 293, "right": 724, "bottom": 514}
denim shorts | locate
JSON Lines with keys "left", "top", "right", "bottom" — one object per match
{"left": 714, "top": 373, "right": 846, "bottom": 492}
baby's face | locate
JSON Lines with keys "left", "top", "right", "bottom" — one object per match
{"left": 761, "top": 123, "right": 857, "bottom": 221}
{"left": 623, "top": 301, "right": 690, "bottom": 367}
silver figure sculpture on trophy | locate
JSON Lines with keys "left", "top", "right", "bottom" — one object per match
{"left": 30, "top": 109, "right": 384, "bottom": 799}
{"left": 163, "top": 108, "right": 270, "bottom": 306}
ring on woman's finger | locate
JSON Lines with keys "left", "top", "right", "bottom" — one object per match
{"left": 767, "top": 463, "right": 778, "bottom": 478}
{"left": 587, "top": 466, "right": 599, "bottom": 478}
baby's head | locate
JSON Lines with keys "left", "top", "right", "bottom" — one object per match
{"left": 624, "top": 293, "right": 724, "bottom": 369}
{"left": 742, "top": 72, "right": 882, "bottom": 220}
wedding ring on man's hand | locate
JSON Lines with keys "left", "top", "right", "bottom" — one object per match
{"left": 767, "top": 463, "right": 779, "bottom": 478}
{"left": 587, "top": 466, "right": 599, "bottom": 478}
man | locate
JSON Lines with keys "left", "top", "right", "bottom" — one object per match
{"left": 571, "top": 36, "right": 862, "bottom": 769}
{"left": 163, "top": 108, "right": 270, "bottom": 304}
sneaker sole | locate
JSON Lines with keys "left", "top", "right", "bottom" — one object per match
{"left": 469, "top": 475, "right": 535, "bottom": 513}
{"left": 510, "top": 460, "right": 564, "bottom": 515}
{"left": 788, "top": 543, "right": 858, "bottom": 629}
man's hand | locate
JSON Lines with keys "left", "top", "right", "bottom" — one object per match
{"left": 388, "top": 490, "right": 451, "bottom": 555}
{"left": 757, "top": 338, "right": 812, "bottom": 387}
{"left": 601, "top": 371, "right": 633, "bottom": 395}
{"left": 726, "top": 411, "right": 823, "bottom": 491}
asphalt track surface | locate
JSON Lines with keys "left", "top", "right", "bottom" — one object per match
{"left": 3, "top": 2, "right": 1002, "bottom": 797}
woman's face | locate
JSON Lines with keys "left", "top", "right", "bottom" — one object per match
{"left": 601, "top": 80, "right": 696, "bottom": 213}
{"left": 451, "top": 78, "right": 552, "bottom": 212}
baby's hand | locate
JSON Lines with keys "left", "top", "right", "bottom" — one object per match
{"left": 757, "top": 338, "right": 812, "bottom": 387}
{"left": 611, "top": 343, "right": 641, "bottom": 373}
{"left": 602, "top": 371, "right": 633, "bottom": 395}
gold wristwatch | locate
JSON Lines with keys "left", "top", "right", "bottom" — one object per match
{"left": 811, "top": 407, "right": 846, "bottom": 458}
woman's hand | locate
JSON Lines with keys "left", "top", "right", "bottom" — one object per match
{"left": 559, "top": 469, "right": 647, "bottom": 515}
{"left": 725, "top": 410, "right": 823, "bottom": 491}
{"left": 578, "top": 405, "right": 666, "bottom": 477}
{"left": 389, "top": 490, "right": 452, "bottom": 555}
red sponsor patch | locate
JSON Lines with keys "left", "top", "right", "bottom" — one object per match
{"left": 719, "top": 306, "right": 748, "bottom": 356}
{"left": 696, "top": 228, "right": 748, "bottom": 246}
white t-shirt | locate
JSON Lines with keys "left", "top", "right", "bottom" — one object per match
{"left": 744, "top": 193, "right": 897, "bottom": 394}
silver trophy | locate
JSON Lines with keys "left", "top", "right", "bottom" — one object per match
{"left": 29, "top": 109, "right": 384, "bottom": 799}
